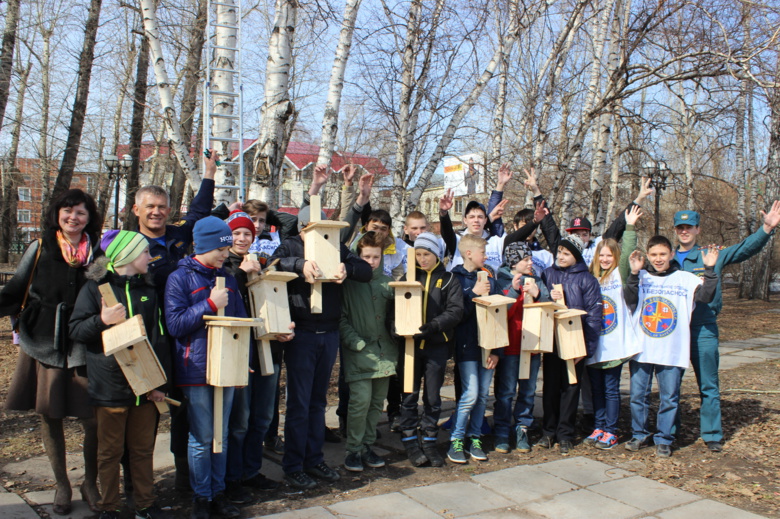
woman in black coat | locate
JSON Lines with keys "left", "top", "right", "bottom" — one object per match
{"left": 0, "top": 189, "right": 103, "bottom": 515}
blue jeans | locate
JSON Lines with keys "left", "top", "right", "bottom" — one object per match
{"left": 182, "top": 385, "right": 235, "bottom": 499}
{"left": 451, "top": 361, "right": 494, "bottom": 440}
{"left": 283, "top": 330, "right": 339, "bottom": 473}
{"left": 493, "top": 352, "right": 519, "bottom": 439}
{"left": 226, "top": 364, "right": 280, "bottom": 481}
{"left": 629, "top": 361, "right": 684, "bottom": 446}
{"left": 691, "top": 323, "right": 722, "bottom": 442}
{"left": 588, "top": 363, "right": 623, "bottom": 435}
{"left": 514, "top": 353, "right": 541, "bottom": 428}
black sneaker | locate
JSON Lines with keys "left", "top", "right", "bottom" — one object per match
{"left": 656, "top": 444, "right": 672, "bottom": 458}
{"left": 559, "top": 440, "right": 573, "bottom": 455}
{"left": 706, "top": 441, "right": 723, "bottom": 452}
{"left": 264, "top": 436, "right": 285, "bottom": 455}
{"left": 211, "top": 493, "right": 240, "bottom": 518}
{"left": 305, "top": 462, "right": 341, "bottom": 482}
{"left": 324, "top": 427, "right": 342, "bottom": 443}
{"left": 390, "top": 415, "right": 402, "bottom": 433}
{"left": 535, "top": 435, "right": 555, "bottom": 449}
{"left": 100, "top": 511, "right": 121, "bottom": 519}
{"left": 190, "top": 497, "right": 210, "bottom": 519}
{"left": 344, "top": 452, "right": 364, "bottom": 472}
{"left": 242, "top": 473, "right": 279, "bottom": 490}
{"left": 362, "top": 447, "right": 386, "bottom": 468}
{"left": 135, "top": 505, "right": 172, "bottom": 519}
{"left": 284, "top": 471, "right": 317, "bottom": 490}
{"left": 224, "top": 482, "right": 252, "bottom": 504}
{"left": 625, "top": 436, "right": 651, "bottom": 452}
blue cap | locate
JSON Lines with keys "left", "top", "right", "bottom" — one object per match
{"left": 193, "top": 216, "right": 233, "bottom": 254}
{"left": 673, "top": 210, "right": 700, "bottom": 227}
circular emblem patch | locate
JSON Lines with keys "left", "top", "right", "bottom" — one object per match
{"left": 641, "top": 296, "right": 678, "bottom": 338}
{"left": 601, "top": 295, "right": 618, "bottom": 335}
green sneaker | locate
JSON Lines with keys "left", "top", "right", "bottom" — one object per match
{"left": 447, "top": 438, "right": 467, "bottom": 463}
{"left": 468, "top": 437, "right": 488, "bottom": 461}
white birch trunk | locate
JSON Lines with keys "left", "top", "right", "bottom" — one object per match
{"left": 676, "top": 82, "right": 695, "bottom": 210}
{"left": 254, "top": 0, "right": 298, "bottom": 206}
{"left": 316, "top": 0, "right": 363, "bottom": 169}
{"left": 487, "top": 34, "right": 510, "bottom": 189}
{"left": 38, "top": 27, "right": 53, "bottom": 212}
{"left": 735, "top": 80, "right": 748, "bottom": 241}
{"left": 140, "top": 0, "right": 201, "bottom": 186}
{"left": 212, "top": 0, "right": 239, "bottom": 206}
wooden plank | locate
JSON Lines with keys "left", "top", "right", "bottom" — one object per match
{"left": 164, "top": 397, "right": 181, "bottom": 406}
{"left": 553, "top": 283, "right": 566, "bottom": 306}
{"left": 112, "top": 336, "right": 166, "bottom": 395}
{"left": 154, "top": 400, "right": 168, "bottom": 414}
{"left": 99, "top": 283, "right": 121, "bottom": 307}
{"left": 258, "top": 339, "right": 274, "bottom": 376}
{"left": 566, "top": 359, "right": 578, "bottom": 384}
{"left": 311, "top": 282, "right": 324, "bottom": 314}
{"left": 203, "top": 315, "right": 258, "bottom": 322}
{"left": 519, "top": 351, "right": 531, "bottom": 379}
{"left": 213, "top": 277, "right": 225, "bottom": 454}
{"left": 403, "top": 337, "right": 415, "bottom": 393}
{"left": 103, "top": 314, "right": 147, "bottom": 355}
{"left": 391, "top": 285, "right": 423, "bottom": 336}
{"left": 407, "top": 245, "right": 416, "bottom": 273}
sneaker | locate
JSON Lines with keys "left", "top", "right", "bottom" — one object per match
{"left": 190, "top": 497, "right": 209, "bottom": 519}
{"left": 135, "top": 505, "right": 172, "bottom": 519}
{"left": 584, "top": 429, "right": 605, "bottom": 446}
{"left": 324, "top": 427, "right": 342, "bottom": 443}
{"left": 305, "top": 462, "right": 341, "bottom": 482}
{"left": 494, "top": 437, "right": 510, "bottom": 453}
{"left": 656, "top": 444, "right": 672, "bottom": 458}
{"left": 242, "top": 473, "right": 279, "bottom": 490}
{"left": 624, "top": 436, "right": 651, "bottom": 452}
{"left": 362, "top": 447, "right": 386, "bottom": 468}
{"left": 535, "top": 435, "right": 555, "bottom": 449}
{"left": 559, "top": 440, "right": 573, "bottom": 455}
{"left": 706, "top": 441, "right": 723, "bottom": 452}
{"left": 595, "top": 432, "right": 618, "bottom": 450}
{"left": 468, "top": 437, "right": 488, "bottom": 461}
{"left": 344, "top": 452, "right": 364, "bottom": 472}
{"left": 264, "top": 436, "right": 285, "bottom": 455}
{"left": 211, "top": 493, "right": 240, "bottom": 519}
{"left": 447, "top": 438, "right": 467, "bottom": 463}
{"left": 100, "top": 512, "right": 121, "bottom": 519}
{"left": 224, "top": 482, "right": 252, "bottom": 504}
{"left": 284, "top": 470, "right": 317, "bottom": 490}
{"left": 515, "top": 426, "right": 531, "bottom": 453}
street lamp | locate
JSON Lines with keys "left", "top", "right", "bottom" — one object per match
{"left": 642, "top": 160, "right": 671, "bottom": 235}
{"left": 104, "top": 154, "right": 133, "bottom": 229}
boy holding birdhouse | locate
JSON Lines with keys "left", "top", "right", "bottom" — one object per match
{"left": 539, "top": 234, "right": 602, "bottom": 455}
{"left": 447, "top": 235, "right": 501, "bottom": 464}
{"left": 165, "top": 216, "right": 247, "bottom": 519}
{"left": 69, "top": 230, "right": 170, "bottom": 519}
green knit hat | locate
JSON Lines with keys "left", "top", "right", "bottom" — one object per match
{"left": 101, "top": 230, "right": 148, "bottom": 267}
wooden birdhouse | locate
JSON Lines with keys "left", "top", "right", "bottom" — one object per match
{"left": 388, "top": 247, "right": 423, "bottom": 392}
{"left": 245, "top": 263, "right": 297, "bottom": 376}
{"left": 99, "top": 285, "right": 167, "bottom": 411}
{"left": 473, "top": 286, "right": 516, "bottom": 368}
{"left": 552, "top": 284, "right": 588, "bottom": 383}
{"left": 519, "top": 301, "right": 565, "bottom": 379}
{"left": 300, "top": 195, "right": 349, "bottom": 313}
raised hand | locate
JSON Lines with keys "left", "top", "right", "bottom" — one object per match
{"left": 702, "top": 245, "right": 720, "bottom": 267}
{"left": 629, "top": 250, "right": 645, "bottom": 274}
{"left": 634, "top": 176, "right": 654, "bottom": 205}
{"left": 533, "top": 200, "right": 549, "bottom": 224}
{"left": 523, "top": 168, "right": 541, "bottom": 197}
{"left": 489, "top": 199, "right": 508, "bottom": 222}
{"left": 341, "top": 164, "right": 357, "bottom": 186}
{"left": 309, "top": 164, "right": 329, "bottom": 196}
{"left": 761, "top": 200, "right": 780, "bottom": 232}
{"left": 625, "top": 204, "right": 643, "bottom": 226}
{"left": 204, "top": 149, "right": 219, "bottom": 179}
{"left": 439, "top": 188, "right": 454, "bottom": 215}
{"left": 497, "top": 163, "right": 513, "bottom": 191}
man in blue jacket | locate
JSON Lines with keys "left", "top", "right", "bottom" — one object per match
{"left": 673, "top": 202, "right": 780, "bottom": 452}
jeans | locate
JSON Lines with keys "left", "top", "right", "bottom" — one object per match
{"left": 182, "top": 385, "right": 235, "bottom": 499}
{"left": 226, "top": 387, "right": 249, "bottom": 483}
{"left": 691, "top": 323, "right": 722, "bottom": 442}
{"left": 493, "top": 352, "right": 519, "bottom": 439}
{"left": 588, "top": 364, "right": 623, "bottom": 435}
{"left": 283, "top": 330, "right": 339, "bottom": 473}
{"left": 514, "top": 353, "right": 541, "bottom": 429}
{"left": 629, "top": 361, "right": 685, "bottom": 446}
{"left": 451, "top": 361, "right": 494, "bottom": 440}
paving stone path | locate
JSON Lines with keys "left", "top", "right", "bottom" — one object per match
{"left": 3, "top": 334, "right": 780, "bottom": 518}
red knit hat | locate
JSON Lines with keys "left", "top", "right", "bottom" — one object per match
{"left": 226, "top": 210, "right": 255, "bottom": 240}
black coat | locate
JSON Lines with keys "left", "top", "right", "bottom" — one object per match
{"left": 69, "top": 260, "right": 171, "bottom": 407}
{"left": 402, "top": 261, "right": 464, "bottom": 350}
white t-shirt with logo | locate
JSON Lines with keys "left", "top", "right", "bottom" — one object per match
{"left": 531, "top": 249, "right": 554, "bottom": 276}
{"left": 632, "top": 270, "right": 702, "bottom": 368}
{"left": 587, "top": 268, "right": 641, "bottom": 365}
{"left": 249, "top": 230, "right": 281, "bottom": 262}
{"left": 446, "top": 231, "right": 504, "bottom": 274}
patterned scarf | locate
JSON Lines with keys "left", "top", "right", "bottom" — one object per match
{"left": 56, "top": 230, "right": 93, "bottom": 267}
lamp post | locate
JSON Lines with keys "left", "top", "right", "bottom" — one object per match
{"left": 104, "top": 154, "right": 133, "bottom": 229}
{"left": 642, "top": 160, "right": 671, "bottom": 235}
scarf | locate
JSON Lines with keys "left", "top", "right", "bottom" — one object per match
{"left": 56, "top": 230, "right": 93, "bottom": 267}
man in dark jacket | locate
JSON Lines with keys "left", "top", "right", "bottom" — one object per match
{"left": 538, "top": 234, "right": 602, "bottom": 455}
{"left": 269, "top": 206, "right": 372, "bottom": 490}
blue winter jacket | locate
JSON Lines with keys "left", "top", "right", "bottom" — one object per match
{"left": 164, "top": 255, "right": 247, "bottom": 386}
{"left": 451, "top": 265, "right": 501, "bottom": 363}
{"left": 541, "top": 261, "right": 602, "bottom": 358}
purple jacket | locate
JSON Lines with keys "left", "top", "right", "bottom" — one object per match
{"left": 165, "top": 255, "right": 247, "bottom": 386}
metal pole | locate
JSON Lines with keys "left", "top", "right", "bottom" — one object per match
{"left": 654, "top": 186, "right": 660, "bottom": 236}
{"left": 114, "top": 173, "right": 120, "bottom": 229}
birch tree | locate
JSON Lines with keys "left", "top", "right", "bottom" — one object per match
{"left": 0, "top": 0, "right": 21, "bottom": 130}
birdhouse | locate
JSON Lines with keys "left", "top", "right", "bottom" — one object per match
{"left": 552, "top": 284, "right": 587, "bottom": 383}
{"left": 301, "top": 195, "right": 349, "bottom": 313}
{"left": 388, "top": 247, "right": 423, "bottom": 392}
{"left": 519, "top": 301, "right": 566, "bottom": 379}
{"left": 246, "top": 267, "right": 297, "bottom": 375}
{"left": 204, "top": 316, "right": 261, "bottom": 388}
{"left": 102, "top": 313, "right": 167, "bottom": 396}
{"left": 473, "top": 294, "right": 516, "bottom": 349}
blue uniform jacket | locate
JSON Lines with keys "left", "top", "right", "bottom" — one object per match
{"left": 164, "top": 255, "right": 247, "bottom": 386}
{"left": 451, "top": 265, "right": 501, "bottom": 363}
{"left": 145, "top": 178, "right": 216, "bottom": 294}
{"left": 541, "top": 261, "right": 602, "bottom": 358}
{"left": 677, "top": 227, "right": 771, "bottom": 326}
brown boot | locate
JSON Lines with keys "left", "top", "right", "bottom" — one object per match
{"left": 79, "top": 417, "right": 101, "bottom": 512}
{"left": 40, "top": 416, "right": 71, "bottom": 516}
